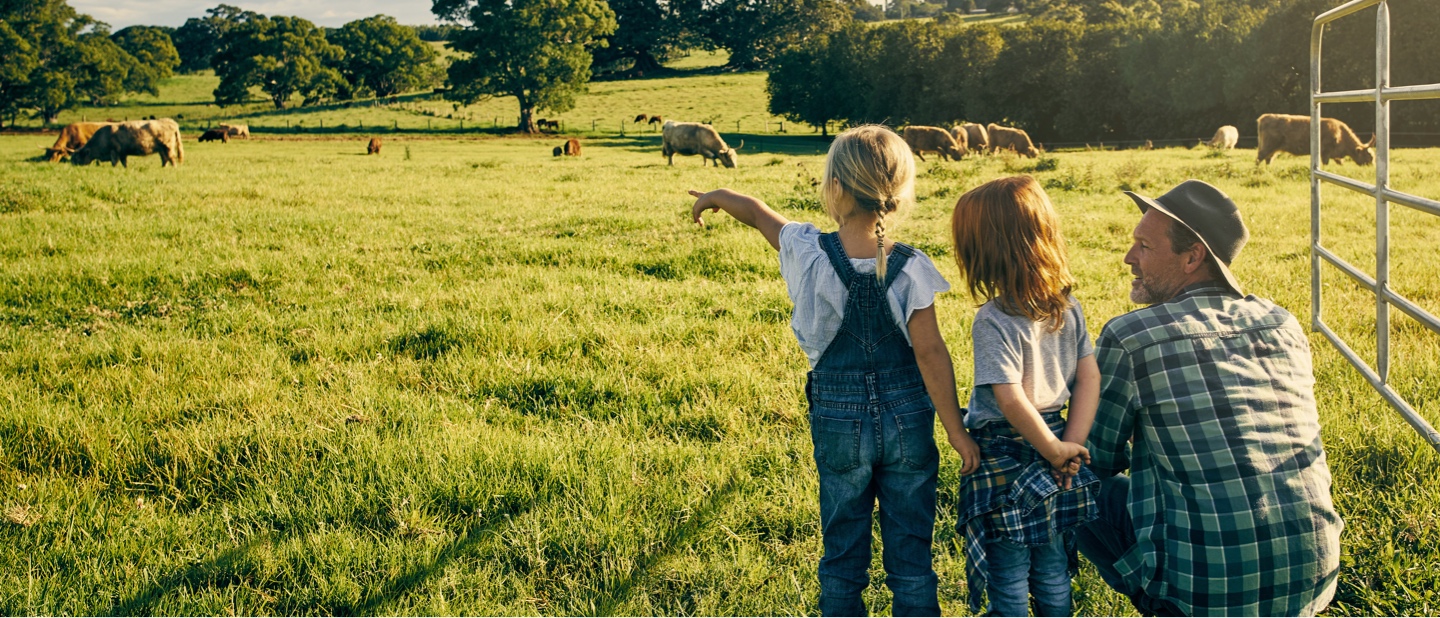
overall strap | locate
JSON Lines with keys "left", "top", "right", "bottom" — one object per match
{"left": 882, "top": 242, "right": 916, "bottom": 289}
{"left": 818, "top": 232, "right": 859, "bottom": 286}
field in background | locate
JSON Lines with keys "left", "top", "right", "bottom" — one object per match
{"left": 1, "top": 70, "right": 1439, "bottom": 615}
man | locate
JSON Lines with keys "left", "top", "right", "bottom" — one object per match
{"left": 1079, "top": 179, "right": 1343, "bottom": 616}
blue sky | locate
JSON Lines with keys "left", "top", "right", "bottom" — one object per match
{"left": 71, "top": 0, "right": 443, "bottom": 28}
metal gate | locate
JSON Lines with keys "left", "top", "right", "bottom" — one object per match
{"left": 1310, "top": 0, "right": 1440, "bottom": 452}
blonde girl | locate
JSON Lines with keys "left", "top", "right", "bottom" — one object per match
{"left": 690, "top": 125, "right": 980, "bottom": 616}
{"left": 949, "top": 175, "right": 1101, "bottom": 616}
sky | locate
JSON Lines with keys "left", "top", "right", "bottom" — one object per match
{"left": 70, "top": 0, "right": 443, "bottom": 29}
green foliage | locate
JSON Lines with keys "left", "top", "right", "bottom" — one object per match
{"left": 212, "top": 14, "right": 344, "bottom": 109}
{"left": 592, "top": 0, "right": 702, "bottom": 75}
{"left": 434, "top": 0, "right": 617, "bottom": 133}
{"left": 0, "top": 0, "right": 140, "bottom": 124}
{"left": 331, "top": 15, "right": 439, "bottom": 98}
{"left": 111, "top": 26, "right": 180, "bottom": 97}
{"left": 699, "top": 0, "right": 850, "bottom": 70}
{"left": 171, "top": 4, "right": 262, "bottom": 74}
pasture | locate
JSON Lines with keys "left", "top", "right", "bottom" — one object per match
{"left": 0, "top": 129, "right": 1438, "bottom": 615}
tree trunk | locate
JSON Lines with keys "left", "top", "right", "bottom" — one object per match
{"left": 632, "top": 51, "right": 663, "bottom": 74}
{"left": 272, "top": 92, "right": 287, "bottom": 109}
{"left": 517, "top": 103, "right": 537, "bottom": 134}
{"left": 821, "top": 122, "right": 828, "bottom": 137}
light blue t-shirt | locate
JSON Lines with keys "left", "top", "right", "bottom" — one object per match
{"left": 777, "top": 222, "right": 951, "bottom": 368}
{"left": 965, "top": 297, "right": 1094, "bottom": 429}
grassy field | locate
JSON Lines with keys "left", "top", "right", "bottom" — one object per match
{"left": 2, "top": 75, "right": 1439, "bottom": 614}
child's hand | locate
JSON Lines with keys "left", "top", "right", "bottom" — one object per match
{"left": 1045, "top": 440, "right": 1089, "bottom": 475}
{"left": 1050, "top": 456, "right": 1083, "bottom": 490}
{"left": 947, "top": 430, "right": 982, "bottom": 475}
{"left": 689, "top": 188, "right": 740, "bottom": 226}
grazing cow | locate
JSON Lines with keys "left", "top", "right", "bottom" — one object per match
{"left": 634, "top": 114, "right": 649, "bottom": 123}
{"left": 39, "top": 121, "right": 113, "bottom": 162}
{"left": 1256, "top": 113, "right": 1373, "bottom": 165}
{"left": 960, "top": 122, "right": 988, "bottom": 153}
{"left": 71, "top": 119, "right": 184, "bottom": 167}
{"left": 648, "top": 115, "right": 663, "bottom": 126}
{"left": 1208, "top": 125, "right": 1239, "bottom": 150}
{"left": 902, "top": 126, "right": 964, "bottom": 162}
{"left": 946, "top": 125, "right": 972, "bottom": 156}
{"left": 564, "top": 138, "right": 581, "bottom": 156}
{"left": 367, "top": 137, "right": 382, "bottom": 155}
{"left": 198, "top": 128, "right": 229, "bottom": 143}
{"left": 553, "top": 146, "right": 564, "bottom": 156}
{"left": 988, "top": 124, "right": 1039, "bottom": 158}
{"left": 218, "top": 123, "right": 249, "bottom": 139}
{"left": 661, "top": 120, "right": 741, "bottom": 168}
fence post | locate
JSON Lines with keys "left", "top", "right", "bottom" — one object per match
{"left": 736, "top": 120, "right": 741, "bottom": 133}
{"left": 592, "top": 119, "right": 596, "bottom": 131}
{"left": 394, "top": 120, "right": 398, "bottom": 130}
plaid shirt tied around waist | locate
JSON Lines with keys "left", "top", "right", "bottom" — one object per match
{"left": 1088, "top": 283, "right": 1343, "bottom": 616}
{"left": 958, "top": 412, "right": 1100, "bottom": 613}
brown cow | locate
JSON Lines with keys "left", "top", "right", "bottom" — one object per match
{"left": 218, "top": 123, "right": 249, "bottom": 139}
{"left": 564, "top": 138, "right": 581, "bottom": 156}
{"left": 661, "top": 120, "right": 741, "bottom": 167}
{"left": 902, "top": 126, "right": 964, "bottom": 162}
{"left": 40, "top": 122, "right": 113, "bottom": 162}
{"left": 648, "top": 115, "right": 663, "bottom": 126}
{"left": 367, "top": 137, "right": 382, "bottom": 155}
{"left": 71, "top": 119, "right": 184, "bottom": 167}
{"left": 198, "top": 128, "right": 229, "bottom": 143}
{"left": 988, "top": 124, "right": 1039, "bottom": 158}
{"left": 947, "top": 125, "right": 971, "bottom": 155}
{"left": 961, "top": 122, "right": 988, "bottom": 153}
{"left": 634, "top": 114, "right": 649, "bottom": 123}
{"left": 1256, "top": 113, "right": 1373, "bottom": 165}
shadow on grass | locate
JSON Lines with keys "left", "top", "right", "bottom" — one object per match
{"left": 105, "top": 534, "right": 272, "bottom": 615}
{"left": 592, "top": 133, "right": 833, "bottom": 158}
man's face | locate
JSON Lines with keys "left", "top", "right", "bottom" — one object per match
{"left": 1124, "top": 209, "right": 1190, "bottom": 305}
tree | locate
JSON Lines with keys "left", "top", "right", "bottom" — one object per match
{"left": 112, "top": 26, "right": 180, "bottom": 96}
{"left": 171, "top": 4, "right": 262, "bottom": 73}
{"left": 0, "top": 0, "right": 133, "bottom": 125}
{"left": 700, "top": 0, "right": 850, "bottom": 70}
{"left": 591, "top": 0, "right": 701, "bottom": 75}
{"left": 211, "top": 15, "right": 344, "bottom": 108}
{"left": 331, "top": 15, "right": 438, "bottom": 98}
{"left": 433, "top": 0, "right": 616, "bottom": 133}
{"left": 0, "top": 19, "right": 39, "bottom": 127}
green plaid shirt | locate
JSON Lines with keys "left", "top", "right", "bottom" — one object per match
{"left": 1088, "top": 283, "right": 1343, "bottom": 616}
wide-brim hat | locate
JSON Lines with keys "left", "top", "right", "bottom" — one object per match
{"left": 1124, "top": 179, "right": 1249, "bottom": 295}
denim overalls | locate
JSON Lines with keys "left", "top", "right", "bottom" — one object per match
{"left": 806, "top": 232, "right": 941, "bottom": 617}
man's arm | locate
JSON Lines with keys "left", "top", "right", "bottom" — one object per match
{"left": 1086, "top": 329, "right": 1138, "bottom": 478}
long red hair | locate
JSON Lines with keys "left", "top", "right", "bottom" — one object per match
{"left": 950, "top": 175, "right": 1075, "bottom": 327}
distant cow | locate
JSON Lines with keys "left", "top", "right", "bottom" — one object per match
{"left": 1256, "top": 113, "right": 1373, "bottom": 165}
{"left": 946, "top": 125, "right": 972, "bottom": 156}
{"left": 988, "top": 124, "right": 1039, "bottom": 158}
{"left": 1208, "top": 125, "right": 1239, "bottom": 150}
{"left": 218, "top": 123, "right": 249, "bottom": 139}
{"left": 564, "top": 138, "right": 581, "bottom": 156}
{"left": 648, "top": 115, "right": 663, "bottom": 126}
{"left": 634, "top": 114, "right": 649, "bottom": 123}
{"left": 661, "top": 121, "right": 741, "bottom": 168}
{"left": 198, "top": 128, "right": 229, "bottom": 143}
{"left": 39, "top": 121, "right": 113, "bottom": 162}
{"left": 367, "top": 137, "right": 382, "bottom": 155}
{"left": 71, "top": 119, "right": 184, "bottom": 167}
{"left": 553, "top": 146, "right": 564, "bottom": 156}
{"left": 960, "top": 122, "right": 988, "bottom": 153}
{"left": 903, "top": 126, "right": 964, "bottom": 162}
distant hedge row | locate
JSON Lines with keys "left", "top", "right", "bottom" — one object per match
{"left": 767, "top": 0, "right": 1440, "bottom": 146}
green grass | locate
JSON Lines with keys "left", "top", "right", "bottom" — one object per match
{"left": 2, "top": 87, "right": 1439, "bottom": 615}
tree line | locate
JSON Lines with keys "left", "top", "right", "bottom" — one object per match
{"left": 768, "top": 0, "right": 1440, "bottom": 144}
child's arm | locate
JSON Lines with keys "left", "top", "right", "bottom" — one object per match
{"left": 908, "top": 306, "right": 980, "bottom": 475}
{"left": 689, "top": 189, "right": 789, "bottom": 250}
{"left": 991, "top": 383, "right": 1090, "bottom": 472}
{"left": 1061, "top": 355, "right": 1099, "bottom": 446}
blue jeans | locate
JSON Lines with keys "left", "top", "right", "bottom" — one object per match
{"left": 810, "top": 371, "right": 941, "bottom": 617}
{"left": 984, "top": 536, "right": 1071, "bottom": 616}
{"left": 1074, "top": 475, "right": 1184, "bottom": 617}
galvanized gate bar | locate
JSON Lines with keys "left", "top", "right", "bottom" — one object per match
{"left": 1311, "top": 0, "right": 1440, "bottom": 452}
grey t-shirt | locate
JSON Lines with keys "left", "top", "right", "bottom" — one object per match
{"left": 965, "top": 297, "right": 1094, "bottom": 429}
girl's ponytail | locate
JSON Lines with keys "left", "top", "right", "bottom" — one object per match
{"left": 819, "top": 126, "right": 916, "bottom": 285}
{"left": 875, "top": 206, "right": 889, "bottom": 283}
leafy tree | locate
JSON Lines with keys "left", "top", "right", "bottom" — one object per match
{"left": 331, "top": 15, "right": 438, "bottom": 98}
{"left": 433, "top": 0, "right": 616, "bottom": 133}
{"left": 171, "top": 4, "right": 262, "bottom": 73}
{"left": 700, "top": 0, "right": 850, "bottom": 70}
{"left": 0, "top": 18, "right": 39, "bottom": 127}
{"left": 592, "top": 0, "right": 701, "bottom": 75}
{"left": 211, "top": 15, "right": 344, "bottom": 108}
{"left": 0, "top": 0, "right": 132, "bottom": 124}
{"left": 112, "top": 26, "right": 180, "bottom": 96}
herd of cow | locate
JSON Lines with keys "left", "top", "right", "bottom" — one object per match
{"left": 35, "top": 112, "right": 1377, "bottom": 170}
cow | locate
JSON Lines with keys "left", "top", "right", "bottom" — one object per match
{"left": 988, "top": 124, "right": 1039, "bottom": 158}
{"left": 634, "top": 114, "right": 649, "bottom": 123}
{"left": 70, "top": 119, "right": 184, "bottom": 167}
{"left": 553, "top": 146, "right": 564, "bottom": 156}
{"left": 648, "top": 115, "right": 663, "bottom": 126}
{"left": 960, "top": 122, "right": 988, "bottom": 153}
{"left": 198, "top": 128, "right": 229, "bottom": 143}
{"left": 218, "top": 123, "right": 249, "bottom": 139}
{"left": 946, "top": 125, "right": 973, "bottom": 156}
{"left": 661, "top": 121, "right": 741, "bottom": 168}
{"left": 39, "top": 121, "right": 113, "bottom": 162}
{"left": 564, "top": 138, "right": 581, "bottom": 157}
{"left": 1208, "top": 125, "right": 1239, "bottom": 150}
{"left": 1256, "top": 113, "right": 1373, "bottom": 165}
{"left": 902, "top": 126, "right": 964, "bottom": 162}
{"left": 367, "top": 137, "right": 381, "bottom": 155}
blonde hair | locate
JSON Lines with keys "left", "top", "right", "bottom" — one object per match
{"left": 822, "top": 125, "right": 916, "bottom": 283}
{"left": 950, "top": 175, "right": 1076, "bottom": 328}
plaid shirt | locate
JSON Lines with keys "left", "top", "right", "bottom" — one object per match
{"left": 958, "top": 413, "right": 1100, "bottom": 612}
{"left": 1088, "top": 283, "right": 1344, "bottom": 616}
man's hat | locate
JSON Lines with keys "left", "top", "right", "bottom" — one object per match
{"left": 1124, "top": 179, "right": 1249, "bottom": 295}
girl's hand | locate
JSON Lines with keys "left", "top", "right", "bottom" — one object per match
{"left": 947, "top": 430, "right": 982, "bottom": 475}
{"left": 1045, "top": 440, "right": 1090, "bottom": 473}
{"left": 1050, "top": 456, "right": 1083, "bottom": 490}
{"left": 686, "top": 189, "right": 789, "bottom": 250}
{"left": 689, "top": 188, "right": 740, "bottom": 226}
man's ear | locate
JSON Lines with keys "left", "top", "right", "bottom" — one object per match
{"left": 1181, "top": 242, "right": 1209, "bottom": 275}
